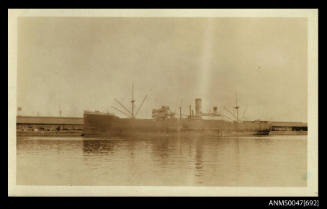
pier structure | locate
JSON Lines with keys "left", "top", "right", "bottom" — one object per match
{"left": 16, "top": 116, "right": 83, "bottom": 136}
{"left": 16, "top": 115, "right": 308, "bottom": 137}
{"left": 270, "top": 121, "right": 307, "bottom": 135}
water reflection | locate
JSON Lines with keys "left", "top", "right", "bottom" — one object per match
{"left": 82, "top": 140, "right": 116, "bottom": 154}
{"left": 149, "top": 137, "right": 171, "bottom": 168}
{"left": 17, "top": 135, "right": 307, "bottom": 186}
{"left": 194, "top": 138, "right": 204, "bottom": 184}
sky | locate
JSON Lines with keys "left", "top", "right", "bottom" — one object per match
{"left": 17, "top": 17, "right": 307, "bottom": 122}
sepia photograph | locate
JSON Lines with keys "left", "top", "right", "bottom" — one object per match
{"left": 8, "top": 9, "right": 318, "bottom": 197}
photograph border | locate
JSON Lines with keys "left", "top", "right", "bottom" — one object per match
{"left": 8, "top": 9, "right": 318, "bottom": 197}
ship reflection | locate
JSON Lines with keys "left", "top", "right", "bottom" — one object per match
{"left": 148, "top": 137, "right": 172, "bottom": 168}
{"left": 80, "top": 136, "right": 274, "bottom": 186}
{"left": 147, "top": 134, "right": 206, "bottom": 184}
{"left": 82, "top": 138, "right": 138, "bottom": 158}
{"left": 82, "top": 140, "right": 117, "bottom": 154}
{"left": 194, "top": 138, "right": 204, "bottom": 183}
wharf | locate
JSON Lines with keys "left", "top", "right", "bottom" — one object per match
{"left": 16, "top": 116, "right": 83, "bottom": 137}
{"left": 16, "top": 116, "right": 307, "bottom": 137}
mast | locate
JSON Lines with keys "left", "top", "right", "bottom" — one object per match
{"left": 112, "top": 83, "right": 149, "bottom": 119}
{"left": 131, "top": 82, "right": 135, "bottom": 118}
{"left": 179, "top": 106, "right": 182, "bottom": 120}
{"left": 234, "top": 93, "right": 239, "bottom": 121}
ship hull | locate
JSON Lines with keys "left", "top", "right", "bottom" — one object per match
{"left": 83, "top": 112, "right": 271, "bottom": 138}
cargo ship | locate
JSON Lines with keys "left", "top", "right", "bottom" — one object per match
{"left": 83, "top": 86, "right": 271, "bottom": 138}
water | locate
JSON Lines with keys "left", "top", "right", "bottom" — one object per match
{"left": 17, "top": 135, "right": 307, "bottom": 186}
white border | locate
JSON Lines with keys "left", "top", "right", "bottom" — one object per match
{"left": 8, "top": 9, "right": 318, "bottom": 196}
